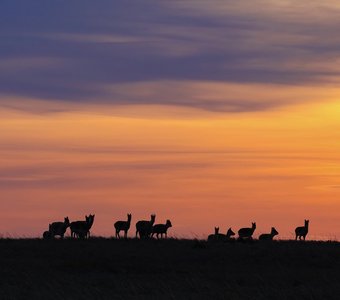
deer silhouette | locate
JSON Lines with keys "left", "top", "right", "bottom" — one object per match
{"left": 151, "top": 219, "right": 172, "bottom": 239}
{"left": 48, "top": 217, "right": 70, "bottom": 239}
{"left": 238, "top": 222, "right": 256, "bottom": 240}
{"left": 114, "top": 214, "right": 132, "bottom": 239}
{"left": 208, "top": 227, "right": 235, "bottom": 242}
{"left": 207, "top": 227, "right": 224, "bottom": 241}
{"left": 259, "top": 227, "right": 279, "bottom": 241}
{"left": 226, "top": 227, "right": 236, "bottom": 240}
{"left": 70, "top": 214, "right": 95, "bottom": 239}
{"left": 136, "top": 214, "right": 156, "bottom": 239}
{"left": 295, "top": 219, "right": 309, "bottom": 240}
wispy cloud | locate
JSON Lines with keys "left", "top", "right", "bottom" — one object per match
{"left": 1, "top": 0, "right": 340, "bottom": 113}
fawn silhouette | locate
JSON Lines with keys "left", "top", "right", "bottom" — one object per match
{"left": 238, "top": 222, "right": 256, "bottom": 240}
{"left": 226, "top": 227, "right": 236, "bottom": 240}
{"left": 136, "top": 214, "right": 156, "bottom": 239}
{"left": 259, "top": 227, "right": 279, "bottom": 241}
{"left": 151, "top": 219, "right": 172, "bottom": 239}
{"left": 295, "top": 219, "right": 309, "bottom": 240}
{"left": 48, "top": 217, "right": 70, "bottom": 239}
{"left": 70, "top": 214, "right": 95, "bottom": 239}
{"left": 114, "top": 214, "right": 132, "bottom": 239}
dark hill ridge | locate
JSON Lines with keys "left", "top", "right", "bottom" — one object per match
{"left": 1, "top": 238, "right": 340, "bottom": 299}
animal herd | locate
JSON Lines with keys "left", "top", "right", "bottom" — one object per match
{"left": 43, "top": 214, "right": 95, "bottom": 239}
{"left": 43, "top": 214, "right": 310, "bottom": 242}
{"left": 208, "top": 220, "right": 309, "bottom": 242}
{"left": 43, "top": 214, "right": 172, "bottom": 240}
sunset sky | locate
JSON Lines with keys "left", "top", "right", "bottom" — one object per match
{"left": 1, "top": 1, "right": 340, "bottom": 239}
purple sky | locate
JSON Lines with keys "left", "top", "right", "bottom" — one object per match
{"left": 1, "top": 1, "right": 340, "bottom": 113}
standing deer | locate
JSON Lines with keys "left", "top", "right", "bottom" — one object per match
{"left": 295, "top": 219, "right": 309, "bottom": 240}
{"left": 70, "top": 214, "right": 95, "bottom": 239}
{"left": 238, "top": 222, "right": 256, "bottom": 240}
{"left": 259, "top": 227, "right": 279, "bottom": 241}
{"left": 136, "top": 214, "right": 156, "bottom": 239}
{"left": 151, "top": 219, "right": 172, "bottom": 239}
{"left": 114, "top": 214, "right": 132, "bottom": 239}
{"left": 49, "top": 217, "right": 70, "bottom": 239}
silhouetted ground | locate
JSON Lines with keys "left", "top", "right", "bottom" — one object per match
{"left": 1, "top": 238, "right": 340, "bottom": 299}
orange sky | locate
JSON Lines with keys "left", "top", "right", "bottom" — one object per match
{"left": 2, "top": 1, "right": 340, "bottom": 239}
{"left": 1, "top": 97, "right": 340, "bottom": 239}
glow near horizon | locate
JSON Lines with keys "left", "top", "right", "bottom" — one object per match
{"left": 1, "top": 1, "right": 340, "bottom": 239}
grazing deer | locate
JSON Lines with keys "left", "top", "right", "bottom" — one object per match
{"left": 259, "top": 227, "right": 279, "bottom": 241}
{"left": 238, "top": 222, "right": 256, "bottom": 240}
{"left": 70, "top": 214, "right": 95, "bottom": 239}
{"left": 295, "top": 219, "right": 309, "bottom": 240}
{"left": 136, "top": 214, "right": 156, "bottom": 239}
{"left": 151, "top": 220, "right": 172, "bottom": 239}
{"left": 114, "top": 214, "right": 132, "bottom": 239}
{"left": 49, "top": 217, "right": 70, "bottom": 239}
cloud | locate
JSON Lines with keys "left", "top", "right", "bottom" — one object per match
{"left": 0, "top": 157, "right": 212, "bottom": 189}
{"left": 1, "top": 0, "right": 340, "bottom": 113}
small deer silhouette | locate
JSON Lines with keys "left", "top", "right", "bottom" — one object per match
{"left": 114, "top": 214, "right": 132, "bottom": 239}
{"left": 151, "top": 220, "right": 172, "bottom": 239}
{"left": 49, "top": 217, "right": 70, "bottom": 239}
{"left": 226, "top": 227, "right": 236, "bottom": 240}
{"left": 70, "top": 214, "right": 95, "bottom": 239}
{"left": 295, "top": 219, "right": 309, "bottom": 240}
{"left": 238, "top": 222, "right": 256, "bottom": 240}
{"left": 208, "top": 227, "right": 235, "bottom": 242}
{"left": 207, "top": 227, "right": 224, "bottom": 241}
{"left": 136, "top": 214, "right": 156, "bottom": 239}
{"left": 259, "top": 227, "right": 279, "bottom": 241}
{"left": 208, "top": 227, "right": 219, "bottom": 241}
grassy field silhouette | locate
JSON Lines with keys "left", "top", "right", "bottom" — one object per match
{"left": 1, "top": 238, "right": 340, "bottom": 299}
